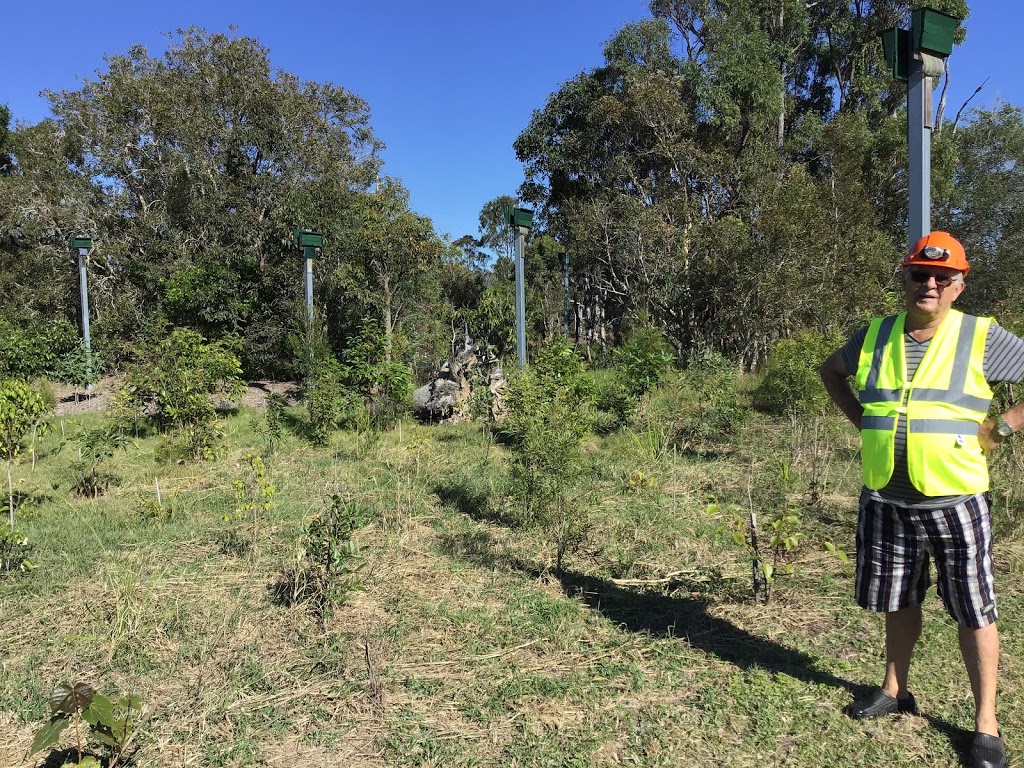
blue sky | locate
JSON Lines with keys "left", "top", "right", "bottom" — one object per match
{"left": 3, "top": 1, "right": 1021, "bottom": 245}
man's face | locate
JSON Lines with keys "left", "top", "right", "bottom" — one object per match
{"left": 902, "top": 266, "right": 965, "bottom": 316}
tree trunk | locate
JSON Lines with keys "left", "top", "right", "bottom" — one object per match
{"left": 6, "top": 460, "right": 14, "bottom": 532}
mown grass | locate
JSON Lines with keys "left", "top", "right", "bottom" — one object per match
{"left": 2, "top": 400, "right": 1024, "bottom": 767}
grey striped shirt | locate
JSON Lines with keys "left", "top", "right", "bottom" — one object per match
{"left": 840, "top": 320, "right": 1024, "bottom": 508}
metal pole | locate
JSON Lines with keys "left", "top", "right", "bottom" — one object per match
{"left": 304, "top": 247, "right": 314, "bottom": 326}
{"left": 562, "top": 252, "right": 570, "bottom": 338}
{"left": 515, "top": 225, "right": 527, "bottom": 368}
{"left": 77, "top": 248, "right": 92, "bottom": 391}
{"left": 907, "top": 53, "right": 931, "bottom": 248}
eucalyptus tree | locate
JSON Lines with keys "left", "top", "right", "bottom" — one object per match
{"left": 933, "top": 104, "right": 1024, "bottom": 317}
{"left": 339, "top": 178, "right": 445, "bottom": 357}
{"left": 516, "top": 0, "right": 970, "bottom": 365}
{"left": 43, "top": 28, "right": 384, "bottom": 375}
{"left": 477, "top": 194, "right": 519, "bottom": 263}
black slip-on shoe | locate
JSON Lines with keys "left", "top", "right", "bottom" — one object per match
{"left": 969, "top": 732, "right": 1007, "bottom": 768}
{"left": 846, "top": 689, "right": 918, "bottom": 720}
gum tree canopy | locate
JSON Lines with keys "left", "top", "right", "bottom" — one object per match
{"left": 13, "top": 28, "right": 385, "bottom": 374}
{"left": 515, "top": 0, "right": 971, "bottom": 366}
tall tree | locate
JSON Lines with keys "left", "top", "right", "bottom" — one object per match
{"left": 339, "top": 178, "right": 444, "bottom": 356}
{"left": 515, "top": 1, "right": 971, "bottom": 365}
{"left": 41, "top": 28, "right": 384, "bottom": 374}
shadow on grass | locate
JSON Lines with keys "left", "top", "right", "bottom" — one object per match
{"left": 433, "top": 478, "right": 516, "bottom": 526}
{"left": 438, "top": 527, "right": 965, "bottom": 750}
{"left": 922, "top": 715, "right": 974, "bottom": 768}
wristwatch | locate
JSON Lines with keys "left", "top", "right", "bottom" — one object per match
{"left": 996, "top": 416, "right": 1015, "bottom": 439}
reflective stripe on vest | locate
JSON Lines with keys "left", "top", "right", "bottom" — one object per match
{"left": 854, "top": 310, "right": 993, "bottom": 496}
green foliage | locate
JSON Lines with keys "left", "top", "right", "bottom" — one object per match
{"left": 0, "top": 526, "right": 34, "bottom": 573}
{"left": 503, "top": 341, "right": 594, "bottom": 444}
{"left": 709, "top": 501, "right": 804, "bottom": 603}
{"left": 671, "top": 349, "right": 749, "bottom": 448}
{"left": 753, "top": 329, "right": 845, "bottom": 415}
{"left": 341, "top": 318, "right": 413, "bottom": 429}
{"left": 284, "top": 495, "right": 367, "bottom": 621}
{"left": 260, "top": 393, "right": 287, "bottom": 455}
{"left": 30, "top": 682, "right": 143, "bottom": 768}
{"left": 588, "top": 368, "right": 637, "bottom": 435}
{"left": 59, "top": 341, "right": 104, "bottom": 393}
{"left": 292, "top": 313, "right": 361, "bottom": 445}
{"left": 72, "top": 423, "right": 129, "bottom": 498}
{"left": 0, "top": 378, "right": 52, "bottom": 529}
{"left": 615, "top": 325, "right": 676, "bottom": 398}
{"left": 707, "top": 457, "right": 848, "bottom": 603}
{"left": 225, "top": 454, "right": 275, "bottom": 556}
{"left": 118, "top": 328, "right": 244, "bottom": 460}
{"left": 502, "top": 341, "right": 594, "bottom": 571}
{"left": 0, "top": 318, "right": 79, "bottom": 380}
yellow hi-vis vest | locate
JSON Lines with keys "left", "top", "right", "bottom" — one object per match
{"left": 855, "top": 310, "right": 993, "bottom": 496}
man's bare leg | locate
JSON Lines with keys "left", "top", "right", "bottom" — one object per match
{"left": 882, "top": 605, "right": 922, "bottom": 699}
{"left": 960, "top": 622, "right": 1000, "bottom": 736}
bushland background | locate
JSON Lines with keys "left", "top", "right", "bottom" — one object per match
{"left": 5, "top": 1, "right": 1024, "bottom": 766}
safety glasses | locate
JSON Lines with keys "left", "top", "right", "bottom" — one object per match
{"left": 907, "top": 269, "right": 957, "bottom": 287}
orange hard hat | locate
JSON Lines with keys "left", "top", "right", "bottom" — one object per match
{"left": 903, "top": 231, "right": 969, "bottom": 275}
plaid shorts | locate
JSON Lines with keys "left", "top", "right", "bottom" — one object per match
{"left": 855, "top": 490, "right": 998, "bottom": 628}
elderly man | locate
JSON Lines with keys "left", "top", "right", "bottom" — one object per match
{"left": 819, "top": 232, "right": 1024, "bottom": 768}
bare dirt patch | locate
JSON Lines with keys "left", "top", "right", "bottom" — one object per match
{"left": 51, "top": 378, "right": 302, "bottom": 417}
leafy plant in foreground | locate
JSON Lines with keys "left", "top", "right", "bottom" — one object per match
{"left": 0, "top": 378, "right": 51, "bottom": 530}
{"left": 502, "top": 341, "right": 594, "bottom": 572}
{"left": 0, "top": 526, "right": 34, "bottom": 574}
{"left": 30, "top": 682, "right": 144, "bottom": 768}
{"left": 284, "top": 495, "right": 367, "bottom": 621}
{"left": 225, "top": 454, "right": 275, "bottom": 556}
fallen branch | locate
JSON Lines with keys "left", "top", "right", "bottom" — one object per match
{"left": 609, "top": 569, "right": 740, "bottom": 587}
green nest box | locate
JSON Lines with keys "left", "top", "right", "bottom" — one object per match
{"left": 504, "top": 204, "right": 534, "bottom": 229}
{"left": 511, "top": 207, "right": 534, "bottom": 229}
{"left": 294, "top": 227, "right": 323, "bottom": 249}
{"left": 912, "top": 7, "right": 958, "bottom": 57}
{"left": 69, "top": 235, "right": 93, "bottom": 250}
{"left": 880, "top": 27, "right": 911, "bottom": 82}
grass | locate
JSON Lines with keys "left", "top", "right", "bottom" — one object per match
{"left": 1, "top": 401, "right": 1023, "bottom": 767}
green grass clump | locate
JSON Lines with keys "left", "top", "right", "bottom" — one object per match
{"left": 0, "top": 382, "right": 1021, "bottom": 768}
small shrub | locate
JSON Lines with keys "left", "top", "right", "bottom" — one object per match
{"left": 670, "top": 349, "right": 749, "bottom": 448}
{"left": 58, "top": 341, "right": 105, "bottom": 395}
{"left": 1, "top": 378, "right": 52, "bottom": 529}
{"left": 502, "top": 341, "right": 594, "bottom": 572}
{"left": 224, "top": 455, "right": 275, "bottom": 556}
{"left": 72, "top": 423, "right": 129, "bottom": 498}
{"left": 291, "top": 314, "right": 354, "bottom": 445}
{"left": 30, "top": 682, "right": 144, "bottom": 768}
{"left": 117, "top": 328, "right": 244, "bottom": 460}
{"left": 589, "top": 368, "right": 637, "bottom": 435}
{"left": 615, "top": 325, "right": 676, "bottom": 398}
{"left": 341, "top": 318, "right": 413, "bottom": 429}
{"left": 0, "top": 526, "right": 34, "bottom": 574}
{"left": 260, "top": 393, "right": 287, "bottom": 454}
{"left": 283, "top": 495, "right": 367, "bottom": 620}
{"left": 752, "top": 329, "right": 845, "bottom": 415}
